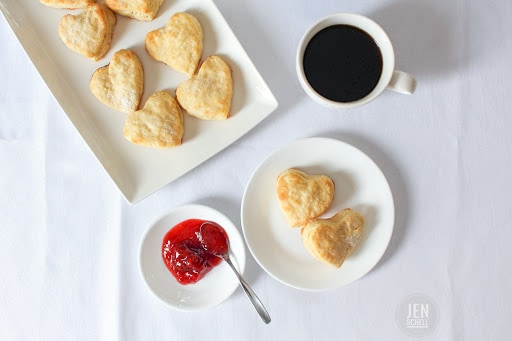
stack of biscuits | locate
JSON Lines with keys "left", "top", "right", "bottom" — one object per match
{"left": 276, "top": 168, "right": 366, "bottom": 268}
{"left": 40, "top": 1, "right": 234, "bottom": 149}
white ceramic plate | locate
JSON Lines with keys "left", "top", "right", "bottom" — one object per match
{"left": 139, "top": 204, "right": 246, "bottom": 310}
{"left": 0, "top": 0, "right": 278, "bottom": 203}
{"left": 241, "top": 137, "right": 394, "bottom": 291}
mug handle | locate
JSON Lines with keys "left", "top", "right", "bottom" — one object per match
{"left": 387, "top": 70, "right": 417, "bottom": 95}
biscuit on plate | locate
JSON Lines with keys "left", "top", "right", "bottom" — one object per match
{"left": 58, "top": 3, "right": 116, "bottom": 61}
{"left": 40, "top": 0, "right": 95, "bottom": 9}
{"left": 124, "top": 91, "right": 184, "bottom": 148}
{"left": 301, "top": 208, "right": 365, "bottom": 268}
{"left": 276, "top": 168, "right": 335, "bottom": 227}
{"left": 176, "top": 55, "right": 233, "bottom": 120}
{"left": 90, "top": 49, "right": 144, "bottom": 113}
{"left": 105, "top": 0, "right": 163, "bottom": 21}
{"left": 145, "top": 12, "right": 203, "bottom": 77}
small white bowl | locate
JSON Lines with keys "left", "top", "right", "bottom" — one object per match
{"left": 139, "top": 204, "right": 246, "bottom": 310}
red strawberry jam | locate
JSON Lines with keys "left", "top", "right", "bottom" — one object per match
{"left": 162, "top": 219, "right": 229, "bottom": 285}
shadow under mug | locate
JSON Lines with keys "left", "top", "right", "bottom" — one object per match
{"left": 296, "top": 13, "right": 416, "bottom": 109}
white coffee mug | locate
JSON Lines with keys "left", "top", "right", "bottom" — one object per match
{"left": 296, "top": 13, "right": 416, "bottom": 109}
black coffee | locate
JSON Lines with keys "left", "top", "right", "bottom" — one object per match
{"left": 303, "top": 24, "right": 383, "bottom": 103}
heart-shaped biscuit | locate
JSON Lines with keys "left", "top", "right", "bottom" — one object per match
{"left": 106, "top": 0, "right": 163, "bottom": 21}
{"left": 90, "top": 49, "right": 144, "bottom": 113}
{"left": 145, "top": 12, "right": 203, "bottom": 77}
{"left": 176, "top": 55, "right": 233, "bottom": 120}
{"left": 40, "top": 0, "right": 95, "bottom": 9}
{"left": 58, "top": 4, "right": 116, "bottom": 61}
{"left": 123, "top": 91, "right": 184, "bottom": 148}
{"left": 276, "top": 168, "right": 335, "bottom": 227}
{"left": 301, "top": 208, "right": 365, "bottom": 268}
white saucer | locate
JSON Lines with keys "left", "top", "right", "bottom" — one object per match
{"left": 241, "top": 137, "right": 394, "bottom": 291}
{"left": 139, "top": 204, "right": 246, "bottom": 310}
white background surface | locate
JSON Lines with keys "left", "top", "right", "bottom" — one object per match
{"left": 1, "top": 0, "right": 511, "bottom": 340}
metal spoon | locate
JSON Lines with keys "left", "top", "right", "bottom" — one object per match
{"left": 199, "top": 222, "right": 271, "bottom": 324}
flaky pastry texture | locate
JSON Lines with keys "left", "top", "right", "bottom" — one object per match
{"left": 124, "top": 91, "right": 184, "bottom": 148}
{"left": 301, "top": 208, "right": 365, "bottom": 268}
{"left": 276, "top": 168, "right": 335, "bottom": 227}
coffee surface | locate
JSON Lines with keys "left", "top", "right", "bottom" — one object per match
{"left": 303, "top": 24, "right": 383, "bottom": 103}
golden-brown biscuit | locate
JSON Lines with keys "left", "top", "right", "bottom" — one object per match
{"left": 145, "top": 12, "right": 203, "bottom": 77}
{"left": 105, "top": 0, "right": 163, "bottom": 21}
{"left": 90, "top": 49, "right": 144, "bottom": 113}
{"left": 276, "top": 168, "right": 335, "bottom": 227}
{"left": 123, "top": 91, "right": 184, "bottom": 148}
{"left": 176, "top": 55, "right": 233, "bottom": 120}
{"left": 40, "top": 0, "right": 95, "bottom": 9}
{"left": 58, "top": 3, "right": 116, "bottom": 61}
{"left": 301, "top": 208, "right": 365, "bottom": 268}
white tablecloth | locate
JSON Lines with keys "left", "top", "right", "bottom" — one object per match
{"left": 2, "top": 0, "right": 511, "bottom": 340}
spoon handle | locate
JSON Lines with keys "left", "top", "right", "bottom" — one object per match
{"left": 224, "top": 256, "right": 271, "bottom": 324}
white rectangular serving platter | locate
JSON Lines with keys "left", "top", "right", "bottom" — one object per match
{"left": 0, "top": 0, "right": 278, "bottom": 203}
